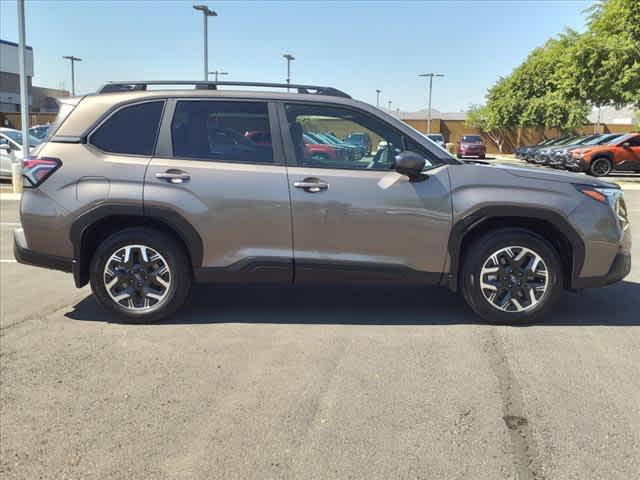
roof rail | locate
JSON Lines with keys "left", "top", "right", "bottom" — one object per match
{"left": 96, "top": 81, "right": 351, "bottom": 98}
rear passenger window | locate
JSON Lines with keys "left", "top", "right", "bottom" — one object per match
{"left": 91, "top": 101, "right": 164, "bottom": 155}
{"left": 171, "top": 101, "right": 274, "bottom": 163}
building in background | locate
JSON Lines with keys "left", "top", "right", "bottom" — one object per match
{"left": 0, "top": 39, "right": 68, "bottom": 115}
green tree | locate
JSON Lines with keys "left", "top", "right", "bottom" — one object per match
{"left": 566, "top": 0, "right": 640, "bottom": 108}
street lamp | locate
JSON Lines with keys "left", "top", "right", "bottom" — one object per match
{"left": 62, "top": 55, "right": 82, "bottom": 96}
{"left": 193, "top": 5, "right": 217, "bottom": 81}
{"left": 283, "top": 53, "right": 295, "bottom": 89}
{"left": 387, "top": 100, "right": 392, "bottom": 111}
{"left": 419, "top": 73, "right": 444, "bottom": 134}
{"left": 208, "top": 70, "right": 228, "bottom": 82}
{"left": 376, "top": 89, "right": 381, "bottom": 108}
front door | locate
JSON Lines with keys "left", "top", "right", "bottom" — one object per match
{"left": 145, "top": 99, "right": 293, "bottom": 282}
{"left": 280, "top": 102, "right": 452, "bottom": 283}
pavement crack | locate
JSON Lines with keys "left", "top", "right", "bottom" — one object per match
{"left": 485, "top": 327, "right": 544, "bottom": 480}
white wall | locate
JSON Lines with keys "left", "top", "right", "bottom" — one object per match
{"left": 0, "top": 41, "right": 34, "bottom": 77}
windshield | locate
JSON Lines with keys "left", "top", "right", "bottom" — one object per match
{"left": 585, "top": 134, "right": 618, "bottom": 145}
{"left": 1, "top": 130, "right": 41, "bottom": 147}
{"left": 462, "top": 135, "right": 482, "bottom": 142}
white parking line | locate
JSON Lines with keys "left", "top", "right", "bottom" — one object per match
{"left": 1, "top": 222, "right": 21, "bottom": 227}
{"left": 0, "top": 259, "right": 17, "bottom": 263}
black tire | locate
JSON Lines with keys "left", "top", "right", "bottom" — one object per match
{"left": 89, "top": 227, "right": 192, "bottom": 323}
{"left": 479, "top": 154, "right": 486, "bottom": 160}
{"left": 457, "top": 153, "right": 463, "bottom": 159}
{"left": 588, "top": 157, "right": 612, "bottom": 177}
{"left": 460, "top": 228, "right": 563, "bottom": 324}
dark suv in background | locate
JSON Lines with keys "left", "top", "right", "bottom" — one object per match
{"left": 14, "top": 81, "right": 631, "bottom": 324}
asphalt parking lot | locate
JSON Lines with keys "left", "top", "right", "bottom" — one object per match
{"left": 1, "top": 166, "right": 639, "bottom": 479}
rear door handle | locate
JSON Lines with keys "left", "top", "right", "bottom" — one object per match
{"left": 294, "top": 178, "right": 329, "bottom": 193}
{"left": 156, "top": 169, "right": 190, "bottom": 184}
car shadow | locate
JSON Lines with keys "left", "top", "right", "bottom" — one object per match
{"left": 65, "top": 280, "right": 640, "bottom": 327}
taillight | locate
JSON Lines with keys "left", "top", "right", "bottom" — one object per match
{"left": 22, "top": 157, "right": 62, "bottom": 187}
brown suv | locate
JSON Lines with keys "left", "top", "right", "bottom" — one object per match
{"left": 566, "top": 133, "right": 640, "bottom": 176}
{"left": 13, "top": 81, "right": 632, "bottom": 323}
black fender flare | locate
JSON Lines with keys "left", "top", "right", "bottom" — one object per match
{"left": 69, "top": 203, "right": 203, "bottom": 287}
{"left": 446, "top": 205, "right": 585, "bottom": 291}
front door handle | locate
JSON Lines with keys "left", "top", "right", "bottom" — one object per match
{"left": 156, "top": 169, "right": 190, "bottom": 184}
{"left": 294, "top": 178, "right": 329, "bottom": 193}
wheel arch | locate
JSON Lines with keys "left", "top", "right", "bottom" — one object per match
{"left": 446, "top": 206, "right": 585, "bottom": 292}
{"left": 70, "top": 204, "right": 203, "bottom": 287}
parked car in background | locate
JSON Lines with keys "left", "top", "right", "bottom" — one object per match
{"left": 426, "top": 133, "right": 445, "bottom": 148}
{"left": 322, "top": 132, "right": 365, "bottom": 159}
{"left": 457, "top": 135, "right": 486, "bottom": 159}
{"left": 304, "top": 132, "right": 355, "bottom": 161}
{"left": 516, "top": 139, "right": 553, "bottom": 160}
{"left": 531, "top": 136, "right": 580, "bottom": 164}
{"left": 544, "top": 135, "right": 601, "bottom": 167}
{"left": 29, "top": 124, "right": 51, "bottom": 140}
{"left": 523, "top": 136, "right": 571, "bottom": 162}
{"left": 567, "top": 133, "right": 640, "bottom": 176}
{"left": 553, "top": 133, "right": 623, "bottom": 169}
{"left": 0, "top": 128, "right": 40, "bottom": 179}
{"left": 344, "top": 132, "right": 372, "bottom": 155}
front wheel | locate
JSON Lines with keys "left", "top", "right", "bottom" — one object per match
{"left": 588, "top": 157, "right": 612, "bottom": 177}
{"left": 461, "top": 229, "right": 562, "bottom": 323}
{"left": 90, "top": 227, "right": 192, "bottom": 323}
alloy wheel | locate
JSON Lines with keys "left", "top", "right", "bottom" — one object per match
{"left": 591, "top": 158, "right": 611, "bottom": 176}
{"left": 479, "top": 246, "right": 549, "bottom": 313}
{"left": 103, "top": 245, "right": 171, "bottom": 311}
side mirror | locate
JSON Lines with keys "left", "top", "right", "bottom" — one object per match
{"left": 621, "top": 142, "right": 631, "bottom": 148}
{"left": 394, "top": 151, "right": 426, "bottom": 179}
{"left": 0, "top": 143, "right": 11, "bottom": 153}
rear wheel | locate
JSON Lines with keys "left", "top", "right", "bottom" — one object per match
{"left": 90, "top": 227, "right": 192, "bottom": 323}
{"left": 461, "top": 229, "right": 562, "bottom": 323}
{"left": 588, "top": 157, "right": 612, "bottom": 177}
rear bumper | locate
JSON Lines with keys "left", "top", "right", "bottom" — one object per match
{"left": 572, "top": 252, "right": 631, "bottom": 289}
{"left": 13, "top": 228, "right": 72, "bottom": 273}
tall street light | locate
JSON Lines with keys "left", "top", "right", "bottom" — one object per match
{"left": 376, "top": 89, "right": 381, "bottom": 108}
{"left": 63, "top": 55, "right": 82, "bottom": 96}
{"left": 283, "top": 53, "right": 295, "bottom": 90}
{"left": 419, "top": 73, "right": 444, "bottom": 134}
{"left": 209, "top": 70, "right": 228, "bottom": 82}
{"left": 193, "top": 5, "right": 217, "bottom": 81}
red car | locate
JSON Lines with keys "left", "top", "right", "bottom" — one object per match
{"left": 245, "top": 130, "right": 346, "bottom": 162}
{"left": 457, "top": 135, "right": 486, "bottom": 159}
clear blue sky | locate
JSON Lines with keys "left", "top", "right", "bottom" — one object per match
{"left": 0, "top": 0, "right": 592, "bottom": 112}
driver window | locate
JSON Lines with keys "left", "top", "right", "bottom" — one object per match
{"left": 284, "top": 103, "right": 403, "bottom": 171}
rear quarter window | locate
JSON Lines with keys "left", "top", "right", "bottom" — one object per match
{"left": 90, "top": 101, "right": 164, "bottom": 155}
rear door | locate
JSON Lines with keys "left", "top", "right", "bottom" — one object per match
{"left": 144, "top": 99, "right": 293, "bottom": 282}
{"left": 279, "top": 102, "right": 452, "bottom": 283}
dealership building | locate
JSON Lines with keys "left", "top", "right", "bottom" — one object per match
{"left": 0, "top": 39, "right": 68, "bottom": 114}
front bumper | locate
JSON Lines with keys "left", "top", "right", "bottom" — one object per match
{"left": 13, "top": 228, "right": 72, "bottom": 273}
{"left": 572, "top": 252, "right": 631, "bottom": 289}
{"left": 565, "top": 157, "right": 587, "bottom": 172}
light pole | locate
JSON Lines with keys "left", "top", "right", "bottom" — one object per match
{"left": 208, "top": 70, "right": 228, "bottom": 82}
{"left": 193, "top": 5, "right": 217, "bottom": 81}
{"left": 283, "top": 53, "right": 295, "bottom": 90}
{"left": 15, "top": 0, "right": 28, "bottom": 193}
{"left": 376, "top": 89, "right": 381, "bottom": 108}
{"left": 419, "top": 73, "right": 444, "bottom": 134}
{"left": 62, "top": 55, "right": 82, "bottom": 96}
{"left": 387, "top": 100, "right": 392, "bottom": 111}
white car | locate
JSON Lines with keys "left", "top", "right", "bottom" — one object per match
{"left": 0, "top": 128, "right": 40, "bottom": 179}
{"left": 425, "top": 133, "right": 445, "bottom": 148}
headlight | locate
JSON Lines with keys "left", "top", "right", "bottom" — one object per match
{"left": 574, "top": 185, "right": 630, "bottom": 231}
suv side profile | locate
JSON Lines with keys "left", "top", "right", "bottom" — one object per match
{"left": 14, "top": 81, "right": 632, "bottom": 323}
{"left": 567, "top": 133, "right": 640, "bottom": 176}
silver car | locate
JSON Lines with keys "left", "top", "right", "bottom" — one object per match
{"left": 13, "top": 81, "right": 632, "bottom": 323}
